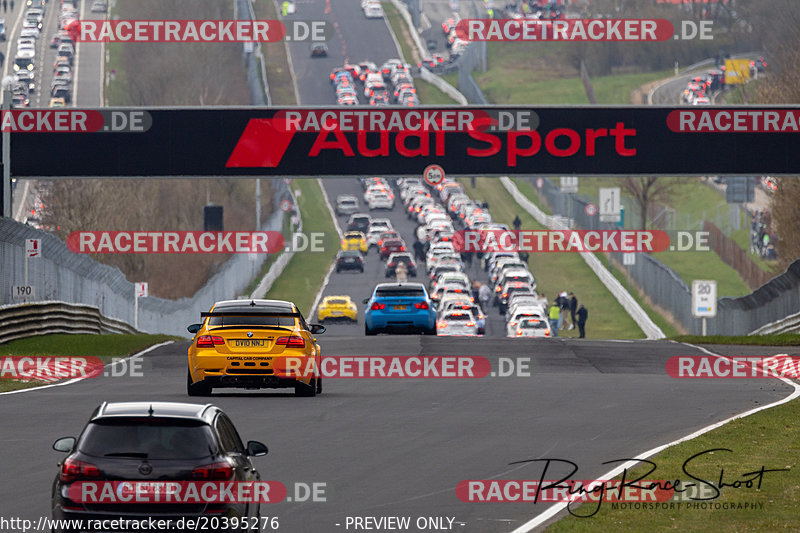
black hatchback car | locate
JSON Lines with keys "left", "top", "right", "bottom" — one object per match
{"left": 52, "top": 402, "right": 268, "bottom": 528}
{"left": 346, "top": 213, "right": 371, "bottom": 234}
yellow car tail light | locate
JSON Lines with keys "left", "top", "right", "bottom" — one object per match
{"left": 276, "top": 336, "right": 305, "bottom": 348}
{"left": 196, "top": 335, "right": 224, "bottom": 348}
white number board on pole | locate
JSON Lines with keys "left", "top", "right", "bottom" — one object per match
{"left": 692, "top": 280, "right": 717, "bottom": 318}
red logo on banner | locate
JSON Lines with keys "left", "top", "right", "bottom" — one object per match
{"left": 226, "top": 119, "right": 296, "bottom": 168}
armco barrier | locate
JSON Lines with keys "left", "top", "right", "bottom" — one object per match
{"left": 750, "top": 311, "right": 800, "bottom": 335}
{"left": 0, "top": 301, "right": 138, "bottom": 345}
{"left": 250, "top": 187, "right": 303, "bottom": 299}
{"left": 500, "top": 177, "right": 665, "bottom": 340}
{"left": 389, "top": 0, "right": 468, "bottom": 105}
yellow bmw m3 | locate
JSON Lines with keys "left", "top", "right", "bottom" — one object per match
{"left": 187, "top": 299, "right": 325, "bottom": 397}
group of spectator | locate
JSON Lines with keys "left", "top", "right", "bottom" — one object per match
{"left": 547, "top": 291, "right": 588, "bottom": 338}
{"left": 751, "top": 210, "right": 777, "bottom": 260}
{"left": 500, "top": 1, "right": 564, "bottom": 19}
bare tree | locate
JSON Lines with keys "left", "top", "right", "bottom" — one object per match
{"left": 770, "top": 178, "right": 800, "bottom": 268}
{"left": 618, "top": 177, "right": 682, "bottom": 229}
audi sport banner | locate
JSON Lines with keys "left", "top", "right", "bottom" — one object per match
{"left": 5, "top": 107, "right": 800, "bottom": 177}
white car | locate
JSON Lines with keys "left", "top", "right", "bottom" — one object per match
{"left": 335, "top": 194, "right": 359, "bottom": 216}
{"left": 20, "top": 27, "right": 39, "bottom": 39}
{"left": 507, "top": 296, "right": 544, "bottom": 318}
{"left": 366, "top": 228, "right": 385, "bottom": 248}
{"left": 416, "top": 219, "right": 454, "bottom": 242}
{"left": 425, "top": 242, "right": 456, "bottom": 265}
{"left": 368, "top": 193, "right": 394, "bottom": 210}
{"left": 513, "top": 317, "right": 551, "bottom": 338}
{"left": 431, "top": 272, "right": 470, "bottom": 293}
{"left": 437, "top": 310, "right": 478, "bottom": 336}
{"left": 17, "top": 37, "right": 36, "bottom": 50}
{"left": 364, "top": 2, "right": 384, "bottom": 18}
{"left": 90, "top": 0, "right": 108, "bottom": 13}
{"left": 506, "top": 306, "right": 546, "bottom": 337}
{"left": 368, "top": 218, "right": 393, "bottom": 232}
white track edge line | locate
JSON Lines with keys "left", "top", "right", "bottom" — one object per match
{"left": 0, "top": 341, "right": 174, "bottom": 396}
{"left": 511, "top": 342, "right": 800, "bottom": 532}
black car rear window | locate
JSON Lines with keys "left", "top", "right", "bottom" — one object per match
{"left": 79, "top": 418, "right": 217, "bottom": 460}
{"left": 208, "top": 315, "right": 295, "bottom": 327}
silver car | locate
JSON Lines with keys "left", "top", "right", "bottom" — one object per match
{"left": 336, "top": 194, "right": 359, "bottom": 216}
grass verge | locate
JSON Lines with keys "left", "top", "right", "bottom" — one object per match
{"left": 264, "top": 179, "right": 339, "bottom": 317}
{"left": 462, "top": 178, "right": 644, "bottom": 339}
{"left": 610, "top": 264, "right": 680, "bottom": 338}
{"left": 547, "top": 397, "right": 800, "bottom": 532}
{"left": 255, "top": 0, "right": 298, "bottom": 105}
{"left": 512, "top": 177, "right": 551, "bottom": 214}
{"left": 415, "top": 80, "right": 459, "bottom": 105}
{"left": 0, "top": 334, "right": 179, "bottom": 392}
{"left": 672, "top": 334, "right": 800, "bottom": 346}
{"left": 650, "top": 249, "right": 751, "bottom": 298}
{"left": 577, "top": 178, "right": 753, "bottom": 297}
{"left": 383, "top": 2, "right": 458, "bottom": 105}
{"left": 509, "top": 176, "right": 676, "bottom": 337}
{"left": 476, "top": 68, "right": 674, "bottom": 105}
{"left": 383, "top": 2, "right": 416, "bottom": 63}
{"left": 243, "top": 211, "right": 293, "bottom": 297}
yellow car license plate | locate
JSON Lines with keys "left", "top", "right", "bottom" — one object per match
{"left": 393, "top": 305, "right": 407, "bottom": 310}
{"left": 233, "top": 339, "right": 266, "bottom": 347}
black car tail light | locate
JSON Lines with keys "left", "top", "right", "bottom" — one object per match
{"left": 276, "top": 336, "right": 305, "bottom": 348}
{"left": 60, "top": 457, "right": 100, "bottom": 483}
{"left": 192, "top": 461, "right": 234, "bottom": 481}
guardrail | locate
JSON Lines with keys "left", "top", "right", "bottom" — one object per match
{"left": 0, "top": 301, "right": 139, "bottom": 345}
{"left": 419, "top": 67, "right": 468, "bottom": 105}
{"left": 250, "top": 187, "right": 303, "bottom": 299}
{"left": 750, "top": 311, "right": 800, "bottom": 336}
{"left": 648, "top": 52, "right": 763, "bottom": 105}
{"left": 388, "top": 0, "right": 468, "bottom": 105}
{"left": 499, "top": 177, "right": 666, "bottom": 340}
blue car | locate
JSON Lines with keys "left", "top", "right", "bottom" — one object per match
{"left": 363, "top": 282, "right": 437, "bottom": 335}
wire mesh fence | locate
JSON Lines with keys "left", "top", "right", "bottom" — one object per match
{"left": 0, "top": 182, "right": 292, "bottom": 338}
{"left": 526, "top": 176, "right": 800, "bottom": 335}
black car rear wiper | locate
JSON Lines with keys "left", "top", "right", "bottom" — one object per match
{"left": 103, "top": 452, "right": 148, "bottom": 458}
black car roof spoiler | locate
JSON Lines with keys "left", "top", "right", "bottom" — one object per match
{"left": 201, "top": 311, "right": 301, "bottom": 318}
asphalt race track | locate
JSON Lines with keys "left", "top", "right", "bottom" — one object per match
{"left": 1, "top": 3, "right": 795, "bottom": 533}
{"left": 0, "top": 339, "right": 794, "bottom": 531}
